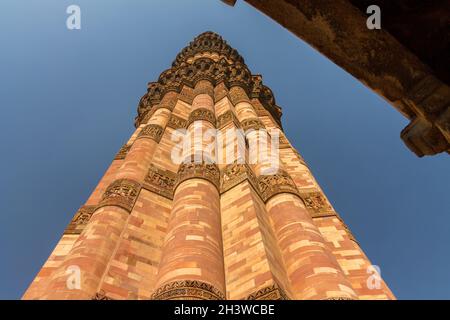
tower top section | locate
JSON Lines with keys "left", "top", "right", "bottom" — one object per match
{"left": 172, "top": 31, "right": 245, "bottom": 67}
{"left": 135, "top": 32, "right": 282, "bottom": 128}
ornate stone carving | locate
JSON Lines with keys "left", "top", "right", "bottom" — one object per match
{"left": 252, "top": 98, "right": 268, "bottom": 115}
{"left": 92, "top": 290, "right": 114, "bottom": 300}
{"left": 179, "top": 85, "right": 195, "bottom": 104}
{"left": 279, "top": 134, "right": 290, "bottom": 148}
{"left": 64, "top": 205, "right": 97, "bottom": 235}
{"left": 152, "top": 280, "right": 224, "bottom": 300}
{"left": 246, "top": 283, "right": 289, "bottom": 300}
{"left": 135, "top": 60, "right": 279, "bottom": 128}
{"left": 258, "top": 170, "right": 300, "bottom": 202}
{"left": 214, "top": 82, "right": 228, "bottom": 102}
{"left": 135, "top": 32, "right": 284, "bottom": 129}
{"left": 220, "top": 163, "right": 259, "bottom": 194}
{"left": 300, "top": 191, "right": 334, "bottom": 217}
{"left": 136, "top": 124, "right": 164, "bottom": 143}
{"left": 172, "top": 31, "right": 244, "bottom": 67}
{"left": 98, "top": 179, "right": 141, "bottom": 212}
{"left": 193, "top": 80, "right": 214, "bottom": 98}
{"left": 217, "top": 110, "right": 241, "bottom": 129}
{"left": 228, "top": 86, "right": 250, "bottom": 105}
{"left": 143, "top": 165, "right": 176, "bottom": 200}
{"left": 135, "top": 39, "right": 282, "bottom": 129}
{"left": 176, "top": 161, "right": 220, "bottom": 192}
{"left": 158, "top": 92, "right": 178, "bottom": 111}
{"left": 241, "top": 118, "right": 265, "bottom": 132}
{"left": 251, "top": 76, "right": 282, "bottom": 126}
{"left": 187, "top": 108, "right": 216, "bottom": 127}
{"left": 167, "top": 114, "right": 187, "bottom": 130}
{"left": 138, "top": 109, "right": 155, "bottom": 126}
{"left": 325, "top": 297, "right": 355, "bottom": 300}
{"left": 114, "top": 144, "right": 131, "bottom": 160}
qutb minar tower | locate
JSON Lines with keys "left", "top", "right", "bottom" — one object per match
{"left": 24, "top": 32, "right": 394, "bottom": 300}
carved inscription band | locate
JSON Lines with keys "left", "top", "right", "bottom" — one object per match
{"left": 167, "top": 114, "right": 188, "bottom": 130}
{"left": 175, "top": 161, "right": 220, "bottom": 192}
{"left": 64, "top": 205, "right": 97, "bottom": 235}
{"left": 258, "top": 170, "right": 300, "bottom": 202}
{"left": 217, "top": 110, "right": 241, "bottom": 129}
{"left": 300, "top": 191, "right": 334, "bottom": 217}
{"left": 246, "top": 283, "right": 289, "bottom": 300}
{"left": 152, "top": 280, "right": 225, "bottom": 300}
{"left": 114, "top": 144, "right": 131, "bottom": 160}
{"left": 241, "top": 118, "right": 265, "bottom": 132}
{"left": 136, "top": 124, "right": 164, "bottom": 143}
{"left": 187, "top": 108, "right": 216, "bottom": 127}
{"left": 97, "top": 178, "right": 141, "bottom": 213}
{"left": 144, "top": 165, "right": 176, "bottom": 200}
{"left": 220, "top": 163, "right": 258, "bottom": 194}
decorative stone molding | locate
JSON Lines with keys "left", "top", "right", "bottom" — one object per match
{"left": 246, "top": 283, "right": 289, "bottom": 300}
{"left": 136, "top": 124, "right": 164, "bottom": 143}
{"left": 217, "top": 110, "right": 241, "bottom": 129}
{"left": 258, "top": 170, "right": 300, "bottom": 202}
{"left": 187, "top": 108, "right": 216, "bottom": 127}
{"left": 92, "top": 290, "right": 114, "bottom": 300}
{"left": 114, "top": 144, "right": 131, "bottom": 160}
{"left": 300, "top": 192, "right": 358, "bottom": 242}
{"left": 98, "top": 179, "right": 141, "bottom": 213}
{"left": 220, "top": 163, "right": 258, "bottom": 194}
{"left": 143, "top": 165, "right": 176, "bottom": 200}
{"left": 152, "top": 280, "right": 225, "bottom": 300}
{"left": 324, "top": 297, "right": 356, "bottom": 300}
{"left": 401, "top": 117, "right": 449, "bottom": 157}
{"left": 241, "top": 118, "right": 265, "bottom": 132}
{"left": 158, "top": 92, "right": 178, "bottom": 112}
{"left": 300, "top": 191, "right": 334, "bottom": 217}
{"left": 250, "top": 76, "right": 282, "bottom": 126}
{"left": 139, "top": 109, "right": 156, "bottom": 126}
{"left": 175, "top": 161, "right": 220, "bottom": 192}
{"left": 135, "top": 33, "right": 282, "bottom": 129}
{"left": 228, "top": 86, "right": 251, "bottom": 105}
{"left": 167, "top": 114, "right": 187, "bottom": 130}
{"left": 214, "top": 82, "right": 228, "bottom": 102}
{"left": 135, "top": 58, "right": 279, "bottom": 128}
{"left": 193, "top": 80, "right": 215, "bottom": 98}
{"left": 406, "top": 76, "right": 449, "bottom": 124}
{"left": 179, "top": 85, "right": 195, "bottom": 105}
{"left": 278, "top": 133, "right": 290, "bottom": 148}
{"left": 172, "top": 31, "right": 244, "bottom": 67}
{"left": 252, "top": 99, "right": 270, "bottom": 116}
{"left": 64, "top": 205, "right": 97, "bottom": 235}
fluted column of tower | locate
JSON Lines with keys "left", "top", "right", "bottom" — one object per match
{"left": 23, "top": 31, "right": 394, "bottom": 300}
{"left": 229, "top": 86, "right": 358, "bottom": 300}
{"left": 152, "top": 81, "right": 226, "bottom": 300}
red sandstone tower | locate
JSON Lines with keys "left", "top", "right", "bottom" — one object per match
{"left": 23, "top": 32, "right": 394, "bottom": 300}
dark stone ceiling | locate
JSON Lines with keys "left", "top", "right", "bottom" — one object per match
{"left": 350, "top": 0, "right": 450, "bottom": 86}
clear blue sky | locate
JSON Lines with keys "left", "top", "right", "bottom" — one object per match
{"left": 0, "top": 0, "right": 449, "bottom": 300}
